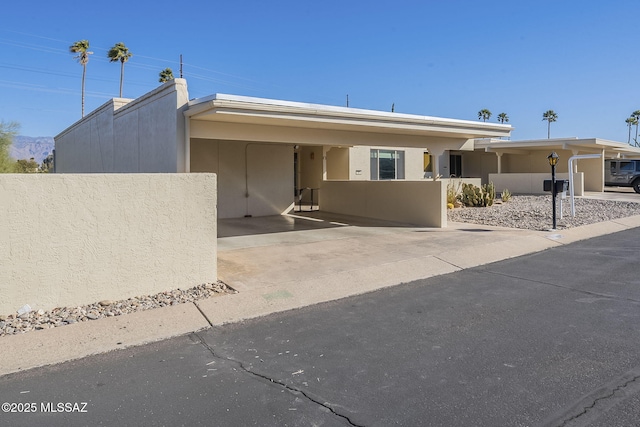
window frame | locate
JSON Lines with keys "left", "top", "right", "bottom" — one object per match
{"left": 370, "top": 149, "right": 405, "bottom": 180}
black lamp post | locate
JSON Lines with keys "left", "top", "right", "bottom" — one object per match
{"left": 547, "top": 152, "right": 559, "bottom": 230}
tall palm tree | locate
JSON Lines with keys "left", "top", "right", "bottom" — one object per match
{"left": 478, "top": 109, "right": 492, "bottom": 122}
{"left": 69, "top": 40, "right": 93, "bottom": 117}
{"left": 158, "top": 68, "right": 174, "bottom": 83}
{"left": 626, "top": 117, "right": 638, "bottom": 144}
{"left": 542, "top": 110, "right": 558, "bottom": 139}
{"left": 497, "top": 112, "right": 509, "bottom": 124}
{"left": 108, "top": 42, "right": 133, "bottom": 97}
{"left": 631, "top": 110, "right": 640, "bottom": 145}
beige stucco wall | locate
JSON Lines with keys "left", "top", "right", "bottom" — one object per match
{"left": 349, "top": 146, "right": 370, "bottom": 180}
{"left": 55, "top": 79, "right": 189, "bottom": 173}
{"left": 320, "top": 180, "right": 446, "bottom": 227}
{"left": 462, "top": 151, "right": 499, "bottom": 183}
{"left": 502, "top": 150, "right": 573, "bottom": 174}
{"left": 578, "top": 156, "right": 604, "bottom": 192}
{"left": 190, "top": 139, "right": 293, "bottom": 218}
{"left": 0, "top": 173, "right": 217, "bottom": 315}
{"left": 54, "top": 99, "right": 128, "bottom": 172}
{"left": 325, "top": 147, "right": 349, "bottom": 180}
{"left": 488, "top": 173, "right": 583, "bottom": 195}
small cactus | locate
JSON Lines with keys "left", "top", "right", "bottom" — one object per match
{"left": 482, "top": 182, "right": 495, "bottom": 207}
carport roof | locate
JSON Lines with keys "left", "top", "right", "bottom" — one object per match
{"left": 476, "top": 137, "right": 640, "bottom": 158}
{"left": 186, "top": 93, "right": 513, "bottom": 140}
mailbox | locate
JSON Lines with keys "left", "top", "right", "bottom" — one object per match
{"left": 543, "top": 179, "right": 568, "bottom": 193}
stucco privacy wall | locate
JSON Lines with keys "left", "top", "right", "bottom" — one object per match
{"left": 55, "top": 79, "right": 189, "bottom": 173}
{"left": 488, "top": 173, "right": 583, "bottom": 195}
{"left": 0, "top": 174, "right": 217, "bottom": 315}
{"left": 320, "top": 180, "right": 447, "bottom": 227}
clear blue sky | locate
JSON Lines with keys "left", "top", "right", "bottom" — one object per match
{"left": 1, "top": 0, "right": 638, "bottom": 142}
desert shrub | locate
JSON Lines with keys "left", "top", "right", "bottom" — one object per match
{"left": 447, "top": 179, "right": 462, "bottom": 206}
{"left": 461, "top": 182, "right": 495, "bottom": 207}
{"left": 501, "top": 188, "right": 512, "bottom": 202}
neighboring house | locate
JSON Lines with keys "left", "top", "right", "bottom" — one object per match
{"left": 55, "top": 79, "right": 511, "bottom": 227}
{"left": 468, "top": 138, "right": 640, "bottom": 195}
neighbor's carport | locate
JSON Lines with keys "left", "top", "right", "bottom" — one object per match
{"left": 473, "top": 138, "right": 640, "bottom": 195}
{"left": 184, "top": 94, "right": 512, "bottom": 227}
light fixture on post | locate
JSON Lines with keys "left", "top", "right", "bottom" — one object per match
{"left": 547, "top": 152, "right": 559, "bottom": 230}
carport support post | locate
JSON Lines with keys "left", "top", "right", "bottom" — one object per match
{"left": 427, "top": 146, "right": 446, "bottom": 181}
{"left": 548, "top": 152, "right": 559, "bottom": 230}
{"left": 322, "top": 146, "right": 329, "bottom": 181}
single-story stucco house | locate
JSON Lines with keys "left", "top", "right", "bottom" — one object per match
{"left": 54, "top": 79, "right": 513, "bottom": 227}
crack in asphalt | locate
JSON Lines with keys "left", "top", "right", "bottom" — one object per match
{"left": 556, "top": 374, "right": 640, "bottom": 427}
{"left": 482, "top": 269, "right": 640, "bottom": 304}
{"left": 193, "top": 332, "right": 365, "bottom": 427}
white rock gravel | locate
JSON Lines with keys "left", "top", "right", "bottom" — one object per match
{"left": 0, "top": 282, "right": 235, "bottom": 338}
{"left": 447, "top": 195, "right": 640, "bottom": 231}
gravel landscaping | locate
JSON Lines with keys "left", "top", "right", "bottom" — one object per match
{"left": 447, "top": 194, "right": 640, "bottom": 231}
{"left": 0, "top": 281, "right": 235, "bottom": 338}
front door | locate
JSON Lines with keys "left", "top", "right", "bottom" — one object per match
{"left": 449, "top": 154, "right": 462, "bottom": 177}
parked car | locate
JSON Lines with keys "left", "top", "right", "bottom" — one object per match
{"left": 605, "top": 159, "right": 640, "bottom": 193}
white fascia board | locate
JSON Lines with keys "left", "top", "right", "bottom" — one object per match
{"left": 187, "top": 93, "right": 513, "bottom": 135}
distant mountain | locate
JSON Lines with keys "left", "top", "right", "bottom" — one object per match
{"left": 10, "top": 136, "right": 54, "bottom": 164}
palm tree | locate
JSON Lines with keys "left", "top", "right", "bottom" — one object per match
{"left": 631, "top": 110, "right": 640, "bottom": 145}
{"left": 497, "top": 112, "right": 509, "bottom": 124}
{"left": 69, "top": 40, "right": 93, "bottom": 117}
{"left": 478, "top": 109, "right": 492, "bottom": 122}
{"left": 158, "top": 68, "right": 174, "bottom": 83}
{"left": 542, "top": 110, "right": 558, "bottom": 139}
{"left": 108, "top": 42, "right": 133, "bottom": 97}
{"left": 626, "top": 117, "right": 638, "bottom": 144}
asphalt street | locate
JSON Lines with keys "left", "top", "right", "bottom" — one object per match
{"left": 2, "top": 228, "right": 640, "bottom": 426}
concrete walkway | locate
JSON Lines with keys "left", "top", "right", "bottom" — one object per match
{"left": 3, "top": 208, "right": 640, "bottom": 377}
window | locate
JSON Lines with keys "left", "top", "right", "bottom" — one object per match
{"left": 370, "top": 149, "right": 405, "bottom": 180}
{"left": 620, "top": 161, "right": 634, "bottom": 172}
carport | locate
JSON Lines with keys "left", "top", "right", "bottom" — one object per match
{"left": 184, "top": 94, "right": 511, "bottom": 227}
{"left": 472, "top": 138, "right": 640, "bottom": 195}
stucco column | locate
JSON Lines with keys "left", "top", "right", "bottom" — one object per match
{"left": 427, "top": 146, "right": 446, "bottom": 181}
{"left": 496, "top": 152, "right": 503, "bottom": 174}
{"left": 322, "top": 146, "right": 330, "bottom": 181}
{"left": 572, "top": 150, "right": 580, "bottom": 173}
{"left": 184, "top": 119, "right": 191, "bottom": 173}
{"left": 599, "top": 149, "right": 605, "bottom": 191}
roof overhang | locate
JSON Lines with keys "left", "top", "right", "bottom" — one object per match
{"left": 476, "top": 137, "right": 640, "bottom": 159}
{"left": 185, "top": 94, "right": 512, "bottom": 148}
